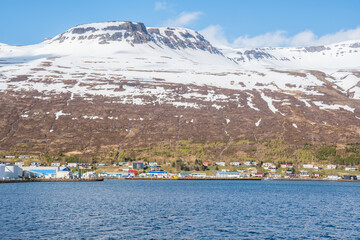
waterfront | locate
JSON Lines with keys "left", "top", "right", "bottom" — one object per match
{"left": 0, "top": 180, "right": 359, "bottom": 239}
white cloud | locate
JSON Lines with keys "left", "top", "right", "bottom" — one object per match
{"left": 200, "top": 25, "right": 360, "bottom": 48}
{"left": 233, "top": 31, "right": 288, "bottom": 48}
{"left": 154, "top": 1, "right": 167, "bottom": 11}
{"left": 199, "top": 25, "right": 229, "bottom": 48}
{"left": 164, "top": 11, "right": 203, "bottom": 27}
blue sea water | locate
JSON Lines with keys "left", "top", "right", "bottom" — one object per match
{"left": 0, "top": 180, "right": 359, "bottom": 239}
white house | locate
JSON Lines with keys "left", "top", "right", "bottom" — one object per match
{"left": 67, "top": 163, "right": 77, "bottom": 168}
{"left": 96, "top": 163, "right": 108, "bottom": 167}
{"left": 263, "top": 163, "right": 276, "bottom": 170}
{"left": 303, "top": 164, "right": 315, "bottom": 169}
{"left": 14, "top": 162, "right": 25, "bottom": 167}
{"left": 327, "top": 175, "right": 340, "bottom": 180}
{"left": 51, "top": 162, "right": 61, "bottom": 167}
{"left": 326, "top": 165, "right": 337, "bottom": 169}
{"left": 263, "top": 162, "right": 275, "bottom": 167}
{"left": 216, "top": 162, "right": 226, "bottom": 167}
{"left": 244, "top": 161, "right": 257, "bottom": 166}
{"left": 147, "top": 171, "right": 168, "bottom": 178}
{"left": 31, "top": 162, "right": 41, "bottom": 167}
{"left": 230, "top": 162, "right": 240, "bottom": 166}
{"left": 239, "top": 172, "right": 250, "bottom": 178}
{"left": 345, "top": 166, "right": 357, "bottom": 171}
{"left": 191, "top": 173, "right": 207, "bottom": 178}
{"left": 300, "top": 170, "right": 309, "bottom": 177}
{"left": 149, "top": 162, "right": 158, "bottom": 167}
{"left": 280, "top": 164, "right": 293, "bottom": 168}
{"left": 269, "top": 172, "right": 282, "bottom": 179}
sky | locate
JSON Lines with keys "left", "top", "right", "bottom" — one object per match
{"left": 1, "top": 0, "right": 360, "bottom": 48}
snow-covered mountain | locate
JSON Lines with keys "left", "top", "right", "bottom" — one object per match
{"left": 0, "top": 21, "right": 359, "bottom": 154}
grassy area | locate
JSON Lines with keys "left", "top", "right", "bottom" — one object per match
{"left": 1, "top": 138, "right": 359, "bottom": 175}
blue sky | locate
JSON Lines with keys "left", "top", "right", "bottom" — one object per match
{"left": 1, "top": 0, "right": 360, "bottom": 47}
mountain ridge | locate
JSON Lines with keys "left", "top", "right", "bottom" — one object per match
{"left": 0, "top": 21, "right": 359, "bottom": 156}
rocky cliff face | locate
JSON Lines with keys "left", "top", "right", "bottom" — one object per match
{"left": 50, "top": 21, "right": 221, "bottom": 54}
{"left": 0, "top": 21, "right": 360, "bottom": 156}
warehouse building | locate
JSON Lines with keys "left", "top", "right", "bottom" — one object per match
{"left": 21, "top": 166, "right": 71, "bottom": 178}
{"left": 0, "top": 164, "right": 23, "bottom": 180}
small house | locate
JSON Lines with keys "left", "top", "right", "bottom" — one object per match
{"left": 151, "top": 166, "right": 161, "bottom": 171}
{"left": 343, "top": 175, "right": 357, "bottom": 180}
{"left": 216, "top": 162, "right": 226, "bottom": 167}
{"left": 14, "top": 162, "right": 25, "bottom": 167}
{"left": 67, "top": 162, "right": 77, "bottom": 168}
{"left": 280, "top": 164, "right": 293, "bottom": 168}
{"left": 78, "top": 163, "right": 92, "bottom": 169}
{"left": 327, "top": 175, "right": 340, "bottom": 180}
{"left": 31, "top": 162, "right": 41, "bottom": 167}
{"left": 239, "top": 172, "right": 250, "bottom": 178}
{"left": 191, "top": 173, "right": 207, "bottom": 178}
{"left": 303, "top": 164, "right": 314, "bottom": 169}
{"left": 300, "top": 170, "right": 309, "bottom": 177}
{"left": 178, "top": 172, "right": 192, "bottom": 178}
{"left": 312, "top": 173, "right": 321, "bottom": 178}
{"left": 251, "top": 172, "right": 264, "bottom": 177}
{"left": 230, "top": 162, "right": 240, "bottom": 166}
{"left": 51, "top": 162, "right": 61, "bottom": 167}
{"left": 244, "top": 161, "right": 257, "bottom": 166}
{"left": 203, "top": 162, "right": 209, "bottom": 167}
{"left": 345, "top": 166, "right": 357, "bottom": 171}
{"left": 147, "top": 171, "right": 168, "bottom": 178}
{"left": 326, "top": 165, "right": 337, "bottom": 170}
{"left": 269, "top": 172, "right": 281, "bottom": 179}
{"left": 96, "top": 163, "right": 108, "bottom": 167}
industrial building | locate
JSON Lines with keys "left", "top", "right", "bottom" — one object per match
{"left": 0, "top": 164, "right": 23, "bottom": 180}
{"left": 216, "top": 172, "right": 240, "bottom": 178}
{"left": 21, "top": 166, "right": 71, "bottom": 178}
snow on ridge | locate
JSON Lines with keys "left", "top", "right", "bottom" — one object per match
{"left": 246, "top": 93, "right": 260, "bottom": 111}
{"left": 260, "top": 92, "right": 278, "bottom": 113}
{"left": 312, "top": 101, "right": 355, "bottom": 113}
{"left": 54, "top": 110, "right": 70, "bottom": 119}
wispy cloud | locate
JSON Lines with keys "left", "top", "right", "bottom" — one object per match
{"left": 164, "top": 11, "right": 203, "bottom": 27}
{"left": 200, "top": 25, "right": 360, "bottom": 48}
{"left": 154, "top": 1, "right": 167, "bottom": 11}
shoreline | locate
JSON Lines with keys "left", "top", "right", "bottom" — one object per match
{"left": 1, "top": 178, "right": 359, "bottom": 183}
{"left": 0, "top": 178, "right": 104, "bottom": 184}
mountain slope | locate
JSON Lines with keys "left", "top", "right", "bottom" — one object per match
{"left": 0, "top": 21, "right": 359, "bottom": 155}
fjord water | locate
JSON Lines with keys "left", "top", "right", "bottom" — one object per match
{"left": 1, "top": 180, "right": 359, "bottom": 239}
